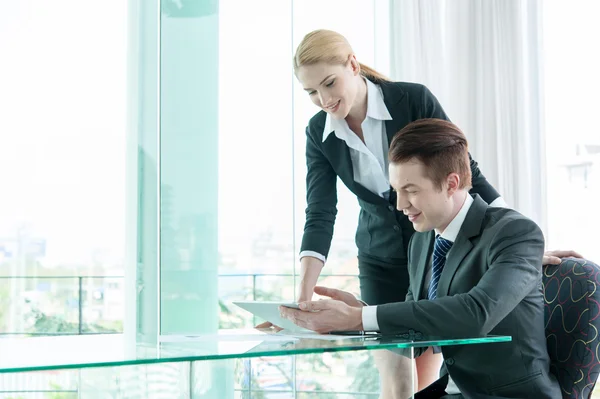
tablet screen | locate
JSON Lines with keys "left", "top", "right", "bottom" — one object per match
{"left": 233, "top": 301, "right": 310, "bottom": 332}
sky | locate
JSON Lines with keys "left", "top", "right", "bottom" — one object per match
{"left": 0, "top": 1, "right": 127, "bottom": 265}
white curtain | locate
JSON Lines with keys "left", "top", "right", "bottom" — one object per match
{"left": 389, "top": 0, "right": 547, "bottom": 232}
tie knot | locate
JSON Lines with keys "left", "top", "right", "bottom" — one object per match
{"left": 435, "top": 235, "right": 453, "bottom": 257}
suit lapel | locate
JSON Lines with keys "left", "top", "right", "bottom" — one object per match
{"left": 413, "top": 231, "right": 435, "bottom": 300}
{"left": 380, "top": 81, "right": 409, "bottom": 146}
{"left": 321, "top": 133, "right": 354, "bottom": 185}
{"left": 437, "top": 195, "right": 488, "bottom": 297}
{"left": 319, "top": 81, "right": 409, "bottom": 205}
{"left": 322, "top": 124, "right": 387, "bottom": 205}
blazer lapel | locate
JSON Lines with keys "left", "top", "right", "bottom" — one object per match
{"left": 319, "top": 80, "right": 411, "bottom": 205}
{"left": 437, "top": 195, "right": 488, "bottom": 297}
{"left": 322, "top": 133, "right": 354, "bottom": 185}
{"left": 322, "top": 129, "right": 387, "bottom": 205}
{"left": 413, "top": 231, "right": 435, "bottom": 301}
{"left": 380, "top": 81, "right": 410, "bottom": 146}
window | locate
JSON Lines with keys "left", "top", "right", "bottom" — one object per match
{"left": 0, "top": 0, "right": 127, "bottom": 335}
{"left": 217, "top": 0, "right": 386, "bottom": 396}
{"left": 544, "top": 0, "right": 600, "bottom": 264}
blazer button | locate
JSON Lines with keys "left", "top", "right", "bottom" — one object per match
{"left": 445, "top": 358, "right": 455, "bottom": 366}
{"left": 393, "top": 225, "right": 400, "bottom": 232}
{"left": 388, "top": 205, "right": 395, "bottom": 211}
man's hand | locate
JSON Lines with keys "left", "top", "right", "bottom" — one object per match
{"left": 254, "top": 286, "right": 362, "bottom": 332}
{"left": 313, "top": 286, "right": 364, "bottom": 307}
{"left": 297, "top": 291, "right": 313, "bottom": 304}
{"left": 543, "top": 250, "right": 584, "bottom": 265}
{"left": 279, "top": 299, "right": 363, "bottom": 334}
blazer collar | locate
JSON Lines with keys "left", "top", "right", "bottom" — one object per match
{"left": 320, "top": 80, "right": 407, "bottom": 205}
{"left": 413, "top": 231, "right": 435, "bottom": 301}
{"left": 322, "top": 78, "right": 392, "bottom": 142}
{"left": 379, "top": 80, "right": 408, "bottom": 145}
{"left": 436, "top": 195, "right": 488, "bottom": 297}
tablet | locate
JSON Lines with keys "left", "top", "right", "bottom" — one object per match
{"left": 233, "top": 300, "right": 311, "bottom": 332}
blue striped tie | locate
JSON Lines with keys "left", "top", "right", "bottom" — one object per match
{"left": 428, "top": 235, "right": 453, "bottom": 300}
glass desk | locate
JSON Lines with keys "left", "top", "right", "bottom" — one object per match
{"left": 0, "top": 329, "right": 511, "bottom": 398}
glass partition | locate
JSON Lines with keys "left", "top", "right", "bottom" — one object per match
{"left": 0, "top": 0, "right": 436, "bottom": 397}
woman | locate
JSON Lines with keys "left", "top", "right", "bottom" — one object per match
{"left": 294, "top": 28, "right": 507, "bottom": 397}
{"left": 263, "top": 29, "right": 578, "bottom": 398}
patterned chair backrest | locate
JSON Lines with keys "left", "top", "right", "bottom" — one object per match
{"left": 543, "top": 257, "right": 600, "bottom": 399}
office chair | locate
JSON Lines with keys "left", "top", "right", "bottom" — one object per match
{"left": 544, "top": 257, "right": 600, "bottom": 398}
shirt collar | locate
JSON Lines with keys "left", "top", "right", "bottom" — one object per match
{"left": 436, "top": 193, "right": 474, "bottom": 242}
{"left": 365, "top": 78, "right": 392, "bottom": 121}
{"left": 322, "top": 78, "right": 392, "bottom": 142}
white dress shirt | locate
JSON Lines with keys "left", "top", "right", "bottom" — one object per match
{"left": 299, "top": 78, "right": 392, "bottom": 263}
{"left": 299, "top": 79, "right": 507, "bottom": 265}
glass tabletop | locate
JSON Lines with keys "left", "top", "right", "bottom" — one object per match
{"left": 0, "top": 329, "right": 511, "bottom": 373}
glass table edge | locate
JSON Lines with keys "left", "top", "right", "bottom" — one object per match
{"left": 0, "top": 335, "right": 511, "bottom": 374}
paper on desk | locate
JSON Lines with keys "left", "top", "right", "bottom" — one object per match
{"left": 160, "top": 332, "right": 297, "bottom": 343}
{"left": 160, "top": 330, "right": 364, "bottom": 343}
{"left": 276, "top": 330, "right": 366, "bottom": 340}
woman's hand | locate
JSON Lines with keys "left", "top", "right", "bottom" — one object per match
{"left": 254, "top": 321, "right": 282, "bottom": 332}
{"left": 543, "top": 249, "right": 584, "bottom": 265}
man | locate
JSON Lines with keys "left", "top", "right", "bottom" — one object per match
{"left": 280, "top": 119, "right": 562, "bottom": 398}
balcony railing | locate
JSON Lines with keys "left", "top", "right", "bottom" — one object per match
{"left": 0, "top": 273, "right": 359, "bottom": 335}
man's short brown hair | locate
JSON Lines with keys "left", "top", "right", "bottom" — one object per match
{"left": 389, "top": 118, "right": 472, "bottom": 190}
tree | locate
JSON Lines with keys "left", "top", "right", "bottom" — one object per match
{"left": 25, "top": 306, "right": 121, "bottom": 335}
{"left": 0, "top": 283, "right": 10, "bottom": 332}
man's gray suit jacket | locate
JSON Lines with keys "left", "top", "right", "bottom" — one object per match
{"left": 377, "top": 195, "right": 561, "bottom": 398}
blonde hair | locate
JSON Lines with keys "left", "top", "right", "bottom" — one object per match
{"left": 293, "top": 29, "right": 390, "bottom": 83}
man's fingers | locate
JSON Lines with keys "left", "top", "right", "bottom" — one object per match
{"left": 280, "top": 306, "right": 301, "bottom": 319}
{"left": 279, "top": 307, "right": 309, "bottom": 327}
{"left": 298, "top": 300, "right": 331, "bottom": 312}
{"left": 314, "top": 286, "right": 341, "bottom": 299}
